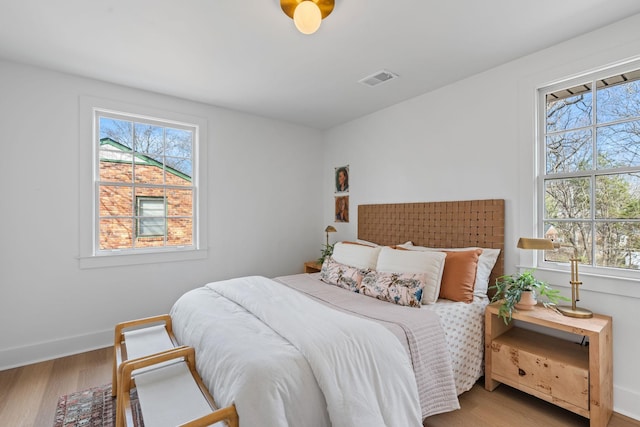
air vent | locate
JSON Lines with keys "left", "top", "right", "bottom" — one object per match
{"left": 358, "top": 70, "right": 399, "bottom": 87}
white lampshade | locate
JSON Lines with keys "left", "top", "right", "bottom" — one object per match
{"left": 293, "top": 1, "right": 322, "bottom": 35}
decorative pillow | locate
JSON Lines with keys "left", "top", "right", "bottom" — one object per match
{"left": 331, "top": 242, "right": 381, "bottom": 270}
{"left": 320, "top": 257, "right": 368, "bottom": 292}
{"left": 398, "top": 243, "right": 500, "bottom": 296}
{"left": 439, "top": 249, "right": 482, "bottom": 302}
{"left": 375, "top": 246, "right": 446, "bottom": 304}
{"left": 359, "top": 271, "right": 426, "bottom": 307}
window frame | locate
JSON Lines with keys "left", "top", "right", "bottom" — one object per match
{"left": 536, "top": 61, "right": 640, "bottom": 280}
{"left": 79, "top": 96, "right": 208, "bottom": 268}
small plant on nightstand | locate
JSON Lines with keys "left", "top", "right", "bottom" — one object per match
{"left": 490, "top": 270, "right": 568, "bottom": 324}
{"left": 318, "top": 243, "right": 334, "bottom": 265}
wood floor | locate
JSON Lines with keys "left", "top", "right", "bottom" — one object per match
{"left": 0, "top": 346, "right": 638, "bottom": 427}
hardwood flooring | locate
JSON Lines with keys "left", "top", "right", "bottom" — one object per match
{"left": 0, "top": 348, "right": 112, "bottom": 427}
{"left": 0, "top": 346, "right": 637, "bottom": 427}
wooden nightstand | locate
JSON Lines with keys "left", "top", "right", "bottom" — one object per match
{"left": 303, "top": 261, "right": 322, "bottom": 273}
{"left": 485, "top": 302, "right": 612, "bottom": 427}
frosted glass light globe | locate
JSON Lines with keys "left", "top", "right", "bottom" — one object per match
{"left": 293, "top": 1, "right": 322, "bottom": 35}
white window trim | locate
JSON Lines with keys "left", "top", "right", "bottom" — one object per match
{"left": 535, "top": 59, "right": 640, "bottom": 283}
{"left": 79, "top": 96, "right": 208, "bottom": 268}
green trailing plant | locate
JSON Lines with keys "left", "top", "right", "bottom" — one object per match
{"left": 490, "top": 269, "right": 568, "bottom": 324}
{"left": 318, "top": 243, "right": 334, "bottom": 265}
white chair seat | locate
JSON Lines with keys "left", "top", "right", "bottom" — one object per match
{"left": 135, "top": 361, "right": 226, "bottom": 427}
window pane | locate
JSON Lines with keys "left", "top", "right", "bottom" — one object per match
{"left": 100, "top": 117, "right": 132, "bottom": 149}
{"left": 138, "top": 217, "right": 165, "bottom": 237}
{"left": 596, "top": 121, "right": 640, "bottom": 169}
{"left": 99, "top": 218, "right": 133, "bottom": 250}
{"left": 167, "top": 218, "right": 193, "bottom": 246}
{"left": 134, "top": 156, "right": 164, "bottom": 185}
{"left": 165, "top": 128, "right": 192, "bottom": 158}
{"left": 545, "top": 130, "right": 592, "bottom": 173}
{"left": 167, "top": 189, "right": 192, "bottom": 217}
{"left": 99, "top": 185, "right": 132, "bottom": 217}
{"left": 543, "top": 221, "right": 592, "bottom": 264}
{"left": 596, "top": 79, "right": 640, "bottom": 124}
{"left": 596, "top": 173, "right": 640, "bottom": 219}
{"left": 165, "top": 156, "right": 192, "bottom": 181}
{"left": 545, "top": 178, "right": 591, "bottom": 219}
{"left": 99, "top": 150, "right": 132, "bottom": 183}
{"left": 596, "top": 222, "right": 640, "bottom": 269}
{"left": 134, "top": 123, "right": 164, "bottom": 157}
{"left": 546, "top": 90, "right": 592, "bottom": 132}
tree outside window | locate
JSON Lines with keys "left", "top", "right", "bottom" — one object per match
{"left": 541, "top": 69, "right": 640, "bottom": 271}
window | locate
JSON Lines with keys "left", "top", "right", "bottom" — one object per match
{"left": 137, "top": 197, "right": 165, "bottom": 237}
{"left": 539, "top": 66, "right": 640, "bottom": 273}
{"left": 96, "top": 109, "right": 196, "bottom": 253}
{"left": 79, "top": 96, "right": 207, "bottom": 268}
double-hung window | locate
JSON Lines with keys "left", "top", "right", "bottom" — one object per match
{"left": 79, "top": 96, "right": 207, "bottom": 268}
{"left": 539, "top": 65, "right": 640, "bottom": 275}
{"left": 96, "top": 110, "right": 196, "bottom": 252}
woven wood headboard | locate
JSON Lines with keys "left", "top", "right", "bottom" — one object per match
{"left": 358, "top": 199, "right": 505, "bottom": 286}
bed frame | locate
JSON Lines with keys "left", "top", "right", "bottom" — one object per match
{"left": 358, "top": 199, "right": 505, "bottom": 287}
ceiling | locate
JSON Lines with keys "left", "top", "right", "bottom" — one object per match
{"left": 1, "top": 1, "right": 640, "bottom": 130}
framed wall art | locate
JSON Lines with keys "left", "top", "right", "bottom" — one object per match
{"left": 334, "top": 165, "right": 349, "bottom": 193}
{"left": 335, "top": 196, "right": 349, "bottom": 223}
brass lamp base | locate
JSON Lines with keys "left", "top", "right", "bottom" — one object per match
{"left": 556, "top": 305, "right": 593, "bottom": 318}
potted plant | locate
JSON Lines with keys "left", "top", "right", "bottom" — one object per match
{"left": 318, "top": 243, "right": 334, "bottom": 265}
{"left": 490, "top": 270, "right": 568, "bottom": 324}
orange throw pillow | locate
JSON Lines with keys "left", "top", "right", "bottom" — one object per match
{"left": 439, "top": 249, "right": 482, "bottom": 303}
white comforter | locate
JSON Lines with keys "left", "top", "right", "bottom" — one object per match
{"left": 171, "top": 276, "right": 423, "bottom": 427}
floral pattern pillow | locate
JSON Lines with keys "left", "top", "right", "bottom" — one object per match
{"left": 320, "top": 257, "right": 368, "bottom": 291}
{"left": 359, "top": 271, "right": 427, "bottom": 307}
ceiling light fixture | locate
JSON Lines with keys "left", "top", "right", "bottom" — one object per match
{"left": 281, "top": 0, "right": 334, "bottom": 35}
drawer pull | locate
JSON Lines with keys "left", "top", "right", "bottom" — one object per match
{"left": 518, "top": 368, "right": 526, "bottom": 376}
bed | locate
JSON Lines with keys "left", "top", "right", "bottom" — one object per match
{"left": 169, "top": 199, "right": 505, "bottom": 427}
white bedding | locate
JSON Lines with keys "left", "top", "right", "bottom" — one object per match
{"left": 170, "top": 274, "right": 474, "bottom": 426}
{"left": 171, "top": 276, "right": 423, "bottom": 427}
{"left": 297, "top": 272, "right": 488, "bottom": 396}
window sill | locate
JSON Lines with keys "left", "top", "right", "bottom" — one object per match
{"left": 517, "top": 264, "right": 640, "bottom": 300}
{"left": 79, "top": 248, "right": 208, "bottom": 269}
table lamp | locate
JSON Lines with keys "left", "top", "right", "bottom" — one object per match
{"left": 556, "top": 258, "right": 593, "bottom": 318}
{"left": 325, "top": 225, "right": 336, "bottom": 246}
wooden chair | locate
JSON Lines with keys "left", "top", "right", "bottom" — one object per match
{"left": 112, "top": 314, "right": 179, "bottom": 398}
{"left": 116, "top": 346, "right": 239, "bottom": 427}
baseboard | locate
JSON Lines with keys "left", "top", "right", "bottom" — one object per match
{"left": 614, "top": 384, "right": 640, "bottom": 422}
{"left": 0, "top": 328, "right": 112, "bottom": 371}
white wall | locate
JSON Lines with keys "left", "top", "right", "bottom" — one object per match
{"left": 323, "top": 14, "right": 640, "bottom": 420}
{"left": 0, "top": 60, "right": 323, "bottom": 369}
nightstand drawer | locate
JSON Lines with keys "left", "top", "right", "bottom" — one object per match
{"left": 491, "top": 328, "right": 589, "bottom": 413}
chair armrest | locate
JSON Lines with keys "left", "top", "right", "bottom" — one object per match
{"left": 114, "top": 314, "right": 174, "bottom": 344}
{"left": 178, "top": 404, "right": 239, "bottom": 427}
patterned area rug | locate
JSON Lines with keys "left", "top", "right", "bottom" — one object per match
{"left": 54, "top": 384, "right": 143, "bottom": 427}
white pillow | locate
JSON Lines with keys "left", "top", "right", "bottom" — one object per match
{"left": 331, "top": 242, "right": 381, "bottom": 270}
{"left": 355, "top": 239, "right": 379, "bottom": 247}
{"left": 398, "top": 243, "right": 500, "bottom": 296}
{"left": 375, "top": 247, "right": 446, "bottom": 304}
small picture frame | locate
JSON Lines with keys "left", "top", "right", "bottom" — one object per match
{"left": 335, "top": 196, "right": 349, "bottom": 223}
{"left": 335, "top": 165, "right": 349, "bottom": 193}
